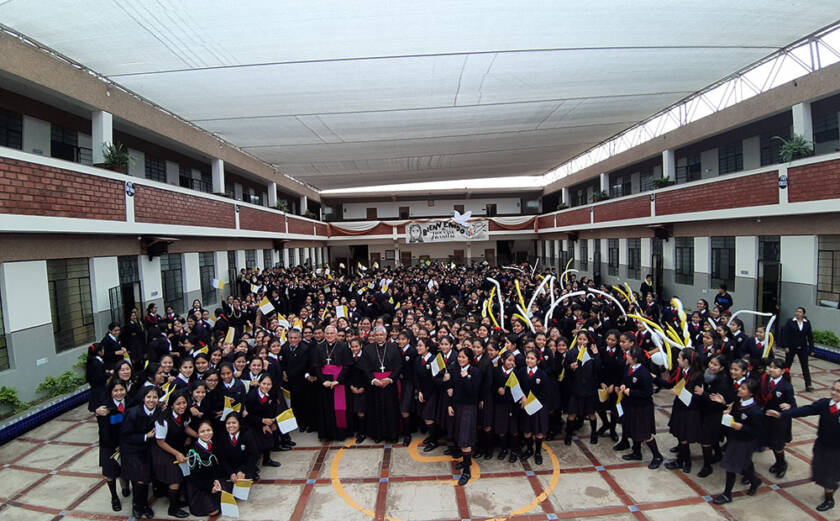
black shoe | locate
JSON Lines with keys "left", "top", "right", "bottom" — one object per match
{"left": 373, "top": 437, "right": 383, "bottom": 444}
{"left": 806, "top": 386, "right": 814, "bottom": 392}
{"left": 712, "top": 494, "right": 732, "bottom": 505}
{"left": 741, "top": 474, "right": 751, "bottom": 485}
{"left": 534, "top": 452, "right": 543, "bottom": 465}
{"left": 775, "top": 462, "right": 787, "bottom": 479}
{"left": 422, "top": 442, "right": 438, "bottom": 453}
{"left": 596, "top": 425, "right": 609, "bottom": 436}
{"left": 564, "top": 433, "right": 573, "bottom": 446}
{"left": 286, "top": 439, "right": 297, "bottom": 446}
{"left": 472, "top": 448, "right": 484, "bottom": 459}
{"left": 132, "top": 508, "right": 144, "bottom": 519}
{"left": 497, "top": 448, "right": 508, "bottom": 460}
{"left": 276, "top": 445, "right": 292, "bottom": 451}
{"left": 508, "top": 452, "right": 518, "bottom": 463}
{"left": 168, "top": 507, "right": 189, "bottom": 519}
{"left": 683, "top": 460, "right": 692, "bottom": 474}
{"left": 768, "top": 463, "right": 779, "bottom": 474}
{"left": 403, "top": 435, "right": 411, "bottom": 447}
{"left": 816, "top": 499, "right": 835, "bottom": 512}
{"left": 422, "top": 436, "right": 431, "bottom": 444}
{"left": 590, "top": 432, "right": 598, "bottom": 444}
{"left": 484, "top": 449, "right": 494, "bottom": 460}
{"left": 457, "top": 472, "right": 471, "bottom": 486}
{"left": 747, "top": 478, "right": 761, "bottom": 496}
{"left": 622, "top": 452, "right": 642, "bottom": 461}
{"left": 711, "top": 451, "right": 723, "bottom": 463}
{"left": 263, "top": 458, "right": 281, "bottom": 467}
{"left": 142, "top": 506, "right": 155, "bottom": 518}
{"left": 697, "top": 465, "right": 713, "bottom": 478}
{"left": 454, "top": 460, "right": 465, "bottom": 470}
{"left": 356, "top": 434, "right": 366, "bottom": 443}
{"left": 545, "top": 431, "right": 556, "bottom": 441}
{"left": 111, "top": 496, "right": 121, "bottom": 512}
{"left": 669, "top": 445, "right": 679, "bottom": 454}
{"left": 610, "top": 431, "right": 619, "bottom": 442}
{"left": 664, "top": 459, "right": 682, "bottom": 470}
{"left": 443, "top": 447, "right": 454, "bottom": 455}
{"left": 613, "top": 439, "right": 630, "bottom": 451}
{"left": 648, "top": 456, "right": 664, "bottom": 469}
{"left": 521, "top": 447, "right": 534, "bottom": 460}
{"left": 121, "top": 486, "right": 131, "bottom": 498}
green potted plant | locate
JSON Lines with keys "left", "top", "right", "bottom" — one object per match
{"left": 775, "top": 133, "right": 814, "bottom": 162}
{"left": 101, "top": 142, "right": 131, "bottom": 173}
{"left": 650, "top": 177, "right": 675, "bottom": 189}
{"left": 590, "top": 190, "right": 610, "bottom": 203}
{"left": 275, "top": 200, "right": 290, "bottom": 213}
{"left": 556, "top": 202, "right": 569, "bottom": 211}
{"left": 304, "top": 209, "right": 317, "bottom": 219}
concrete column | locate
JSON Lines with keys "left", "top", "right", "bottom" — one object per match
{"left": 213, "top": 251, "right": 229, "bottom": 299}
{"left": 792, "top": 102, "right": 813, "bottom": 143}
{"left": 694, "top": 237, "right": 710, "bottom": 274}
{"left": 268, "top": 183, "right": 278, "bottom": 208}
{"left": 662, "top": 149, "right": 676, "bottom": 180}
{"left": 138, "top": 255, "right": 163, "bottom": 310}
{"left": 300, "top": 195, "right": 308, "bottom": 215}
{"left": 561, "top": 187, "right": 570, "bottom": 206}
{"left": 640, "top": 237, "right": 652, "bottom": 269}
{"left": 282, "top": 249, "right": 290, "bottom": 267}
{"left": 212, "top": 158, "right": 225, "bottom": 194}
{"left": 89, "top": 256, "right": 120, "bottom": 336}
{"left": 91, "top": 110, "right": 113, "bottom": 165}
{"left": 292, "top": 248, "right": 301, "bottom": 267}
{"left": 271, "top": 249, "right": 281, "bottom": 268}
{"left": 467, "top": 242, "right": 472, "bottom": 262}
{"left": 734, "top": 236, "right": 759, "bottom": 329}
{"left": 599, "top": 173, "right": 608, "bottom": 193}
{"left": 315, "top": 247, "right": 322, "bottom": 267}
{"left": 254, "top": 250, "right": 264, "bottom": 271}
{"left": 235, "top": 250, "right": 247, "bottom": 272}
{"left": 322, "top": 247, "right": 328, "bottom": 267}
{"left": 182, "top": 253, "right": 201, "bottom": 312}
{"left": 301, "top": 247, "right": 310, "bottom": 266}
{"left": 663, "top": 239, "right": 675, "bottom": 271}
{"left": 618, "top": 238, "right": 628, "bottom": 280}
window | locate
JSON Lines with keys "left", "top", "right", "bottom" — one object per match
{"left": 0, "top": 108, "right": 23, "bottom": 150}
{"left": 263, "top": 249, "right": 273, "bottom": 269}
{"left": 608, "top": 239, "right": 619, "bottom": 276}
{"left": 718, "top": 142, "right": 743, "bottom": 175}
{"left": 817, "top": 235, "right": 840, "bottom": 305}
{"left": 454, "top": 204, "right": 465, "bottom": 214}
{"left": 609, "top": 174, "right": 631, "bottom": 198}
{"left": 245, "top": 250, "right": 257, "bottom": 269}
{"left": 711, "top": 236, "right": 736, "bottom": 290}
{"left": 199, "top": 252, "right": 216, "bottom": 306}
{"left": 399, "top": 206, "right": 410, "bottom": 219}
{"left": 813, "top": 112, "right": 839, "bottom": 144}
{"left": 0, "top": 289, "right": 8, "bottom": 370}
{"left": 579, "top": 240, "right": 588, "bottom": 271}
{"left": 227, "top": 250, "right": 239, "bottom": 297}
{"left": 366, "top": 208, "right": 377, "bottom": 219}
{"left": 627, "top": 238, "right": 641, "bottom": 279}
{"left": 759, "top": 236, "right": 781, "bottom": 263}
{"left": 178, "top": 165, "right": 193, "bottom": 189}
{"left": 676, "top": 153, "right": 701, "bottom": 183}
{"left": 485, "top": 203, "right": 497, "bottom": 217}
{"left": 145, "top": 154, "right": 167, "bottom": 183}
{"left": 760, "top": 129, "right": 790, "bottom": 166}
{"left": 675, "top": 237, "right": 694, "bottom": 285}
{"left": 50, "top": 125, "right": 78, "bottom": 162}
{"left": 47, "top": 258, "right": 94, "bottom": 352}
{"left": 639, "top": 170, "right": 655, "bottom": 192}
{"left": 160, "top": 253, "right": 184, "bottom": 313}
{"left": 118, "top": 255, "right": 140, "bottom": 285}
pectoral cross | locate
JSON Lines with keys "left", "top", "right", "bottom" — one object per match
{"left": 380, "top": 364, "right": 385, "bottom": 372}
{"left": 326, "top": 357, "right": 331, "bottom": 365}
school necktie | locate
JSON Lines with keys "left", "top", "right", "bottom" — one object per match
{"left": 231, "top": 435, "right": 237, "bottom": 445}
{"left": 830, "top": 401, "right": 839, "bottom": 415}
{"left": 206, "top": 442, "right": 212, "bottom": 451}
{"left": 769, "top": 380, "right": 776, "bottom": 392}
{"left": 529, "top": 369, "right": 535, "bottom": 378}
{"left": 175, "top": 415, "right": 182, "bottom": 424}
{"left": 260, "top": 395, "right": 268, "bottom": 404}
{"left": 117, "top": 402, "right": 124, "bottom": 412}
{"left": 734, "top": 382, "right": 740, "bottom": 392}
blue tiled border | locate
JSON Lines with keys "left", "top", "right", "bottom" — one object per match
{"left": 814, "top": 345, "right": 840, "bottom": 364}
{"left": 0, "top": 388, "right": 89, "bottom": 445}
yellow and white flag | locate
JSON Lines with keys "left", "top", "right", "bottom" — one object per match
{"left": 576, "top": 346, "right": 591, "bottom": 364}
{"left": 222, "top": 396, "right": 241, "bottom": 420}
{"left": 250, "top": 283, "right": 261, "bottom": 294}
{"left": 281, "top": 387, "right": 292, "bottom": 408}
{"left": 276, "top": 408, "right": 298, "bottom": 434}
{"left": 159, "top": 382, "right": 175, "bottom": 404}
{"left": 430, "top": 353, "right": 446, "bottom": 377}
{"left": 232, "top": 479, "right": 252, "bottom": 500}
{"left": 524, "top": 391, "right": 543, "bottom": 415}
{"left": 221, "top": 491, "right": 239, "bottom": 518}
{"left": 258, "top": 297, "right": 275, "bottom": 315}
{"left": 357, "top": 261, "right": 367, "bottom": 271}
{"left": 211, "top": 278, "right": 225, "bottom": 289}
{"left": 335, "top": 305, "right": 348, "bottom": 319}
{"left": 673, "top": 379, "right": 693, "bottom": 406}
{"left": 224, "top": 327, "right": 236, "bottom": 344}
{"left": 123, "top": 350, "right": 132, "bottom": 362}
{"left": 615, "top": 391, "right": 624, "bottom": 417}
{"left": 505, "top": 371, "right": 525, "bottom": 402}
{"left": 339, "top": 262, "right": 346, "bottom": 269}
{"left": 372, "top": 261, "right": 379, "bottom": 270}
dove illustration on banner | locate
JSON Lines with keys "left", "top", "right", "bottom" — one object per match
{"left": 452, "top": 209, "right": 472, "bottom": 228}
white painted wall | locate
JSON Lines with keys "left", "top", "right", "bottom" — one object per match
{"left": 182, "top": 252, "right": 201, "bottom": 292}
{"left": 0, "top": 260, "right": 52, "bottom": 332}
{"left": 214, "top": 251, "right": 229, "bottom": 283}
{"left": 138, "top": 255, "right": 163, "bottom": 302}
{"left": 735, "top": 236, "right": 758, "bottom": 279}
{"left": 341, "top": 197, "right": 521, "bottom": 220}
{"left": 618, "top": 238, "right": 628, "bottom": 265}
{"left": 694, "top": 237, "right": 710, "bottom": 273}
{"left": 88, "top": 256, "right": 120, "bottom": 313}
{"left": 235, "top": 250, "right": 247, "bottom": 271}
{"left": 640, "top": 238, "right": 652, "bottom": 269}
{"left": 22, "top": 115, "right": 50, "bottom": 156}
{"left": 663, "top": 239, "right": 675, "bottom": 270}
{"left": 780, "top": 235, "right": 817, "bottom": 285}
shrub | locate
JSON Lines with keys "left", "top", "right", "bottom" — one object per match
{"left": 814, "top": 329, "right": 840, "bottom": 348}
{"left": 0, "top": 386, "right": 29, "bottom": 413}
{"left": 590, "top": 190, "right": 610, "bottom": 203}
{"left": 37, "top": 371, "right": 86, "bottom": 398}
{"left": 73, "top": 352, "right": 87, "bottom": 370}
{"left": 774, "top": 133, "right": 813, "bottom": 163}
{"left": 651, "top": 177, "right": 675, "bottom": 189}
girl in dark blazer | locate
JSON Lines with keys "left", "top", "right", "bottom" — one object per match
{"left": 86, "top": 343, "right": 108, "bottom": 412}
{"left": 216, "top": 412, "right": 260, "bottom": 482}
{"left": 694, "top": 355, "right": 734, "bottom": 477}
{"left": 94, "top": 380, "right": 129, "bottom": 511}
{"left": 448, "top": 349, "right": 481, "bottom": 486}
{"left": 564, "top": 331, "right": 601, "bottom": 445}
{"left": 596, "top": 330, "right": 624, "bottom": 442}
{"left": 492, "top": 351, "right": 521, "bottom": 463}
{"left": 767, "top": 379, "right": 840, "bottom": 512}
{"left": 517, "top": 350, "right": 550, "bottom": 465}
{"left": 244, "top": 374, "right": 282, "bottom": 467}
{"left": 760, "top": 358, "right": 796, "bottom": 479}
{"left": 152, "top": 389, "right": 197, "bottom": 518}
{"left": 344, "top": 338, "right": 370, "bottom": 442}
{"left": 781, "top": 307, "right": 815, "bottom": 391}
{"left": 185, "top": 419, "right": 223, "bottom": 517}
{"left": 662, "top": 348, "right": 705, "bottom": 474}
{"left": 617, "top": 346, "right": 664, "bottom": 469}
{"left": 414, "top": 339, "right": 442, "bottom": 451}
{"left": 471, "top": 339, "right": 495, "bottom": 460}
{"left": 712, "top": 378, "right": 763, "bottom": 504}
{"left": 219, "top": 362, "right": 247, "bottom": 411}
{"left": 119, "top": 385, "right": 160, "bottom": 519}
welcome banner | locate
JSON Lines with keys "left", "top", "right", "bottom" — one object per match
{"left": 405, "top": 220, "right": 489, "bottom": 243}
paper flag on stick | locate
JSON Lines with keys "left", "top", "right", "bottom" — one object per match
{"left": 224, "top": 327, "right": 235, "bottom": 344}
{"left": 524, "top": 391, "right": 543, "bottom": 415}
{"left": 211, "top": 279, "right": 225, "bottom": 289}
{"left": 221, "top": 491, "right": 239, "bottom": 518}
{"left": 430, "top": 353, "right": 446, "bottom": 377}
{"left": 222, "top": 396, "right": 241, "bottom": 420}
{"left": 281, "top": 387, "right": 291, "bottom": 408}
{"left": 505, "top": 371, "right": 524, "bottom": 402}
{"left": 258, "top": 297, "right": 275, "bottom": 315}
{"left": 232, "top": 479, "right": 252, "bottom": 500}
{"left": 276, "top": 408, "right": 298, "bottom": 433}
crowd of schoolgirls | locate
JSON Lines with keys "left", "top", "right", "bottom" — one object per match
{"left": 83, "top": 262, "right": 837, "bottom": 516}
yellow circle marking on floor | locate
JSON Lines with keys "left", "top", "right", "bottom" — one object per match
{"left": 329, "top": 438, "right": 561, "bottom": 521}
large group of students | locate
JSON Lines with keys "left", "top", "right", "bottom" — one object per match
{"left": 82, "top": 261, "right": 839, "bottom": 519}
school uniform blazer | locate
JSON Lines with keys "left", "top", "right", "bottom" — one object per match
{"left": 119, "top": 405, "right": 158, "bottom": 456}
{"left": 451, "top": 366, "right": 482, "bottom": 406}
{"left": 97, "top": 402, "right": 125, "bottom": 451}
{"left": 340, "top": 354, "right": 369, "bottom": 390}
{"left": 781, "top": 318, "right": 814, "bottom": 351}
{"left": 474, "top": 354, "right": 494, "bottom": 403}
{"left": 413, "top": 355, "right": 436, "bottom": 397}
{"left": 697, "top": 373, "right": 734, "bottom": 414}
{"left": 598, "top": 347, "right": 625, "bottom": 387}
{"left": 783, "top": 398, "right": 840, "bottom": 448}
{"left": 622, "top": 366, "right": 654, "bottom": 407}
{"left": 492, "top": 367, "right": 517, "bottom": 405}
{"left": 726, "top": 401, "right": 763, "bottom": 441}
{"left": 100, "top": 334, "right": 123, "bottom": 367}
{"left": 760, "top": 377, "right": 796, "bottom": 411}
{"left": 732, "top": 332, "right": 756, "bottom": 360}
{"left": 397, "top": 345, "right": 418, "bottom": 385}
{"left": 215, "top": 430, "right": 259, "bottom": 478}
{"left": 564, "top": 347, "right": 601, "bottom": 397}
{"left": 244, "top": 389, "right": 278, "bottom": 428}
{"left": 517, "top": 366, "right": 549, "bottom": 403}
{"left": 220, "top": 379, "right": 247, "bottom": 407}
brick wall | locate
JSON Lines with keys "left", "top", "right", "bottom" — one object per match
{"left": 656, "top": 172, "right": 777, "bottom": 215}
{"left": 593, "top": 196, "right": 650, "bottom": 222}
{"left": 789, "top": 159, "right": 840, "bottom": 203}
{"left": 288, "top": 217, "right": 315, "bottom": 235}
{"left": 0, "top": 157, "right": 125, "bottom": 220}
{"left": 314, "top": 222, "right": 328, "bottom": 236}
{"left": 555, "top": 207, "right": 591, "bottom": 227}
{"left": 537, "top": 214, "right": 555, "bottom": 229}
{"left": 239, "top": 206, "right": 286, "bottom": 233}
{"left": 135, "top": 185, "right": 235, "bottom": 228}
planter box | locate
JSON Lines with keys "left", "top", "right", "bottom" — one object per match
{"left": 0, "top": 386, "right": 89, "bottom": 445}
{"left": 813, "top": 343, "right": 840, "bottom": 364}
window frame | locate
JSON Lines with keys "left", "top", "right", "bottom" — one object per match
{"left": 711, "top": 236, "right": 736, "bottom": 290}
{"left": 627, "top": 238, "right": 641, "bottom": 280}
{"left": 607, "top": 239, "right": 619, "bottom": 276}
{"left": 674, "top": 237, "right": 694, "bottom": 285}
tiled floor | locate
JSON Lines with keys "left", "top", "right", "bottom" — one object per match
{"left": 1, "top": 358, "right": 840, "bottom": 521}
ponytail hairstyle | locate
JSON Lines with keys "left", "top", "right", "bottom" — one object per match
{"left": 769, "top": 358, "right": 791, "bottom": 383}
{"left": 619, "top": 332, "right": 636, "bottom": 346}
{"left": 680, "top": 347, "right": 704, "bottom": 377}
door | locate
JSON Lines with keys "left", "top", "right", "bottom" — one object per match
{"left": 369, "top": 251, "right": 381, "bottom": 267}
{"left": 453, "top": 249, "right": 464, "bottom": 264}
{"left": 484, "top": 248, "right": 495, "bottom": 266}
{"left": 652, "top": 238, "right": 664, "bottom": 299}
{"left": 757, "top": 261, "right": 782, "bottom": 336}
{"left": 592, "top": 240, "right": 602, "bottom": 282}
{"left": 496, "top": 241, "right": 513, "bottom": 266}
{"left": 366, "top": 208, "right": 377, "bottom": 220}
{"left": 400, "top": 251, "right": 412, "bottom": 267}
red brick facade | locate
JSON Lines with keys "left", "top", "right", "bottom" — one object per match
{"left": 135, "top": 185, "right": 235, "bottom": 228}
{"left": 788, "top": 159, "right": 840, "bottom": 203}
{"left": 593, "top": 196, "right": 650, "bottom": 222}
{"left": 537, "top": 214, "right": 555, "bottom": 229}
{"left": 555, "top": 207, "right": 591, "bottom": 227}
{"left": 655, "top": 172, "right": 778, "bottom": 215}
{"left": 0, "top": 157, "right": 125, "bottom": 220}
{"left": 288, "top": 217, "right": 315, "bottom": 235}
{"left": 239, "top": 206, "right": 286, "bottom": 233}
{"left": 314, "top": 222, "right": 328, "bottom": 236}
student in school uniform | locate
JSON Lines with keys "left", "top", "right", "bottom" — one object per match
{"left": 492, "top": 351, "right": 521, "bottom": 462}
{"left": 767, "top": 379, "right": 840, "bottom": 512}
{"left": 616, "top": 346, "right": 664, "bottom": 469}
{"left": 94, "top": 380, "right": 129, "bottom": 511}
{"left": 729, "top": 318, "right": 756, "bottom": 361}
{"left": 151, "top": 389, "right": 197, "bottom": 518}
{"left": 101, "top": 322, "right": 126, "bottom": 368}
{"left": 471, "top": 339, "right": 495, "bottom": 459}
{"left": 662, "top": 348, "right": 705, "bottom": 473}
{"left": 694, "top": 355, "right": 734, "bottom": 477}
{"left": 564, "top": 331, "right": 601, "bottom": 445}
{"left": 244, "top": 374, "right": 282, "bottom": 467}
{"left": 344, "top": 337, "right": 370, "bottom": 442}
{"left": 395, "top": 330, "right": 417, "bottom": 446}
{"left": 216, "top": 412, "right": 260, "bottom": 482}
{"left": 120, "top": 386, "right": 161, "bottom": 519}
{"left": 414, "top": 338, "right": 442, "bottom": 451}
{"left": 517, "top": 350, "right": 550, "bottom": 465}
{"left": 712, "top": 378, "right": 763, "bottom": 504}
{"left": 172, "top": 357, "right": 196, "bottom": 391}
{"left": 427, "top": 337, "right": 458, "bottom": 451}
{"left": 760, "top": 358, "right": 796, "bottom": 479}
{"left": 218, "top": 362, "right": 247, "bottom": 410}
{"left": 86, "top": 343, "right": 108, "bottom": 412}
{"left": 448, "top": 349, "right": 481, "bottom": 486}
{"left": 184, "top": 419, "right": 223, "bottom": 517}
{"left": 596, "top": 330, "right": 624, "bottom": 442}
